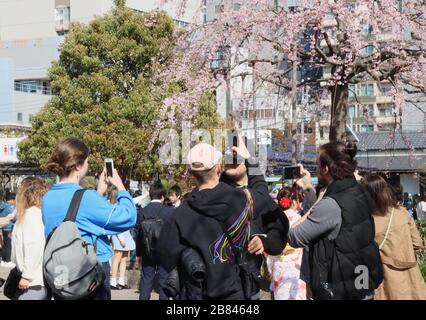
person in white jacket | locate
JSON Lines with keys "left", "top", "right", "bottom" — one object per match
{"left": 416, "top": 192, "right": 426, "bottom": 224}
{"left": 11, "top": 177, "right": 49, "bottom": 300}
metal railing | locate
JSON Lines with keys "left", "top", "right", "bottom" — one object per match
{"left": 14, "top": 82, "right": 52, "bottom": 95}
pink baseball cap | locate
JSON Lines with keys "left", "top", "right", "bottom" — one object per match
{"left": 187, "top": 143, "right": 223, "bottom": 171}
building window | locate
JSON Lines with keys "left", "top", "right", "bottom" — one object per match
{"left": 29, "top": 114, "right": 34, "bottom": 123}
{"left": 15, "top": 80, "right": 37, "bottom": 93}
{"left": 215, "top": 5, "right": 224, "bottom": 13}
{"left": 319, "top": 127, "right": 324, "bottom": 139}
{"left": 304, "top": 126, "right": 313, "bottom": 134}
{"left": 360, "top": 125, "right": 374, "bottom": 132}
{"left": 347, "top": 105, "right": 356, "bottom": 118}
{"left": 379, "top": 83, "right": 392, "bottom": 95}
{"left": 360, "top": 83, "right": 374, "bottom": 97}
{"left": 361, "top": 21, "right": 373, "bottom": 37}
{"left": 378, "top": 104, "right": 393, "bottom": 117}
{"left": 364, "top": 104, "right": 374, "bottom": 117}
{"left": 14, "top": 80, "right": 51, "bottom": 95}
{"left": 274, "top": 0, "right": 279, "bottom": 10}
{"left": 55, "top": 5, "right": 70, "bottom": 33}
{"left": 349, "top": 84, "right": 356, "bottom": 97}
{"left": 17, "top": 113, "right": 23, "bottom": 122}
{"left": 360, "top": 45, "right": 374, "bottom": 56}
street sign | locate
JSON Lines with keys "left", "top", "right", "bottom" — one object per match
{"left": 0, "top": 137, "right": 24, "bottom": 163}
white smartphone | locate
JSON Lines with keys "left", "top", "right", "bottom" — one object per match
{"left": 104, "top": 158, "right": 114, "bottom": 177}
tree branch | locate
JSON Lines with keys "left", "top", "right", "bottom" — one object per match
{"left": 315, "top": 30, "right": 342, "bottom": 66}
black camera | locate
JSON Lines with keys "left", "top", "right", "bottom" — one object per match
{"left": 283, "top": 166, "right": 301, "bottom": 180}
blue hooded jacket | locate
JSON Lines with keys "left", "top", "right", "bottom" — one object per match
{"left": 42, "top": 183, "right": 137, "bottom": 263}
{"left": 0, "top": 202, "right": 15, "bottom": 231}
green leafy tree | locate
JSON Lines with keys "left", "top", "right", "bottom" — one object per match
{"left": 18, "top": 3, "right": 196, "bottom": 181}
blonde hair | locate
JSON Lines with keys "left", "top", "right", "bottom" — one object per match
{"left": 16, "top": 177, "right": 49, "bottom": 221}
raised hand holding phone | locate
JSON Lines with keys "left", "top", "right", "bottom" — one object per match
{"left": 105, "top": 158, "right": 114, "bottom": 177}
{"left": 294, "top": 163, "right": 313, "bottom": 191}
{"left": 230, "top": 131, "right": 250, "bottom": 160}
{"left": 107, "top": 169, "right": 125, "bottom": 192}
{"left": 97, "top": 168, "right": 108, "bottom": 195}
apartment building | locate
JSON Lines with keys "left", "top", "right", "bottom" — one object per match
{"left": 205, "top": 0, "right": 292, "bottom": 141}
{"left": 0, "top": 0, "right": 201, "bottom": 126}
{"left": 317, "top": 1, "right": 425, "bottom": 146}
{"left": 206, "top": 0, "right": 424, "bottom": 150}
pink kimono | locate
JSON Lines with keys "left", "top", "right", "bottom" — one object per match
{"left": 266, "top": 208, "right": 306, "bottom": 300}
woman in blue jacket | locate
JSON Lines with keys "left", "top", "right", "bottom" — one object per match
{"left": 42, "top": 138, "right": 137, "bottom": 300}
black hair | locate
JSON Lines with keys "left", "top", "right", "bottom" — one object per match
{"left": 149, "top": 181, "right": 167, "bottom": 200}
{"left": 132, "top": 190, "right": 142, "bottom": 198}
{"left": 389, "top": 183, "right": 403, "bottom": 204}
{"left": 5, "top": 192, "right": 16, "bottom": 202}
{"left": 319, "top": 141, "right": 358, "bottom": 180}
{"left": 168, "top": 185, "right": 182, "bottom": 197}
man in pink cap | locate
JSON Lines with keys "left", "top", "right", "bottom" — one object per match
{"left": 186, "top": 142, "right": 223, "bottom": 175}
{"left": 157, "top": 140, "right": 289, "bottom": 300}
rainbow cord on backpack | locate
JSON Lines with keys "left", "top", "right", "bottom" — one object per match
{"left": 210, "top": 190, "right": 254, "bottom": 264}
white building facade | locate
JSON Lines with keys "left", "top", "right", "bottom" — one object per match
{"left": 0, "top": 0, "right": 201, "bottom": 125}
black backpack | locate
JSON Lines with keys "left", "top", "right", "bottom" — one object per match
{"left": 140, "top": 208, "right": 165, "bottom": 260}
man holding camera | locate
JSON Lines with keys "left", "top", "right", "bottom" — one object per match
{"left": 157, "top": 139, "right": 288, "bottom": 300}
{"left": 220, "top": 136, "right": 290, "bottom": 296}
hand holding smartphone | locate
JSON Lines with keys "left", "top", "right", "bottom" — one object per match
{"left": 103, "top": 158, "right": 125, "bottom": 192}
{"left": 283, "top": 166, "right": 301, "bottom": 180}
{"left": 105, "top": 158, "right": 114, "bottom": 177}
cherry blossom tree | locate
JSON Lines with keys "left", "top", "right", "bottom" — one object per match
{"left": 155, "top": 0, "right": 426, "bottom": 143}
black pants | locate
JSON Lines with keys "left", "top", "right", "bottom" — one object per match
{"left": 1, "top": 230, "right": 12, "bottom": 262}
{"left": 92, "top": 262, "right": 111, "bottom": 300}
{"left": 139, "top": 256, "right": 169, "bottom": 300}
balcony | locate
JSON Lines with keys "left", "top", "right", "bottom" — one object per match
{"left": 375, "top": 116, "right": 396, "bottom": 125}
{"left": 375, "top": 95, "right": 394, "bottom": 104}
{"left": 55, "top": 20, "right": 70, "bottom": 33}
{"left": 376, "top": 33, "right": 395, "bottom": 42}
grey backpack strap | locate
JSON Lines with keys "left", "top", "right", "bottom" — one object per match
{"left": 64, "top": 189, "right": 86, "bottom": 222}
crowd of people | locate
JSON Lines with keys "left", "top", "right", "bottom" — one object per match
{"left": 0, "top": 135, "right": 425, "bottom": 300}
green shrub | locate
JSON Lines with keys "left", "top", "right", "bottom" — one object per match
{"left": 416, "top": 221, "right": 426, "bottom": 281}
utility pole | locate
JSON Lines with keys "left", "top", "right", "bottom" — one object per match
{"left": 291, "top": 56, "right": 298, "bottom": 165}
{"left": 252, "top": 61, "right": 258, "bottom": 156}
{"left": 300, "top": 115, "right": 305, "bottom": 162}
{"left": 225, "top": 72, "right": 231, "bottom": 126}
{"left": 299, "top": 86, "right": 310, "bottom": 162}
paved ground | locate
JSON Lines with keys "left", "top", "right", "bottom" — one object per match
{"left": 0, "top": 266, "right": 155, "bottom": 300}
{"left": 0, "top": 266, "right": 271, "bottom": 300}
